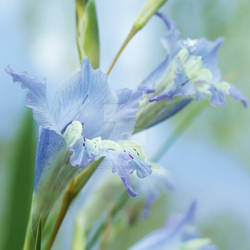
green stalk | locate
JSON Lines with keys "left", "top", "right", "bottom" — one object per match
{"left": 86, "top": 191, "right": 129, "bottom": 250}
{"left": 107, "top": 0, "right": 168, "bottom": 74}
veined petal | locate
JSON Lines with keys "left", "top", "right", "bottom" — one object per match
{"left": 100, "top": 88, "right": 145, "bottom": 140}
{"left": 7, "top": 58, "right": 143, "bottom": 140}
{"left": 52, "top": 58, "right": 115, "bottom": 136}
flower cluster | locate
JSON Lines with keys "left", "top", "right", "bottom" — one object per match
{"left": 6, "top": 3, "right": 247, "bottom": 249}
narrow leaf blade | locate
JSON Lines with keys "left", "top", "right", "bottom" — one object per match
{"left": 1, "top": 110, "right": 36, "bottom": 250}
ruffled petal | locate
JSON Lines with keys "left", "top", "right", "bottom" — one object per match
{"left": 6, "top": 66, "right": 57, "bottom": 131}
{"left": 135, "top": 13, "right": 247, "bottom": 133}
{"left": 7, "top": 58, "right": 143, "bottom": 140}
{"left": 52, "top": 58, "right": 144, "bottom": 140}
{"left": 52, "top": 58, "right": 116, "bottom": 136}
{"left": 66, "top": 131, "right": 152, "bottom": 197}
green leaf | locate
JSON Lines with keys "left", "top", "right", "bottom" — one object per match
{"left": 76, "top": 0, "right": 100, "bottom": 68}
{"left": 1, "top": 110, "right": 36, "bottom": 250}
{"left": 45, "top": 157, "right": 104, "bottom": 250}
{"left": 70, "top": 157, "right": 104, "bottom": 198}
{"left": 35, "top": 216, "right": 42, "bottom": 250}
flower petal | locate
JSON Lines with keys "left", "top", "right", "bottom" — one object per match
{"left": 6, "top": 66, "right": 57, "bottom": 131}
{"left": 52, "top": 58, "right": 115, "bottom": 136}
{"left": 129, "top": 201, "right": 197, "bottom": 250}
{"left": 67, "top": 135, "right": 152, "bottom": 197}
{"left": 53, "top": 58, "right": 143, "bottom": 140}
{"left": 130, "top": 200, "right": 218, "bottom": 250}
{"left": 34, "top": 128, "right": 67, "bottom": 189}
{"left": 135, "top": 13, "right": 247, "bottom": 133}
{"left": 100, "top": 88, "right": 144, "bottom": 140}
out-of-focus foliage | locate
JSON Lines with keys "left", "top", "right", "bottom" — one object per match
{"left": 200, "top": 213, "right": 250, "bottom": 250}
{"left": 0, "top": 111, "right": 36, "bottom": 250}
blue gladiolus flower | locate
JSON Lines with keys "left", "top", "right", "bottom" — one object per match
{"left": 129, "top": 201, "right": 217, "bottom": 250}
{"left": 6, "top": 58, "right": 152, "bottom": 201}
{"left": 134, "top": 13, "right": 247, "bottom": 132}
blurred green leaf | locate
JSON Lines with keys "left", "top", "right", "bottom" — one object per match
{"left": 1, "top": 110, "right": 36, "bottom": 250}
{"left": 72, "top": 214, "right": 87, "bottom": 250}
{"left": 35, "top": 216, "right": 42, "bottom": 250}
{"left": 76, "top": 0, "right": 100, "bottom": 68}
{"left": 46, "top": 157, "right": 104, "bottom": 250}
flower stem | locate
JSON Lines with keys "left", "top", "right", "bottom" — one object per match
{"left": 46, "top": 180, "right": 75, "bottom": 250}
{"left": 107, "top": 28, "right": 136, "bottom": 75}
{"left": 86, "top": 191, "right": 129, "bottom": 249}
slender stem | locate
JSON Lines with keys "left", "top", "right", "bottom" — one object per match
{"left": 152, "top": 101, "right": 208, "bottom": 162}
{"left": 107, "top": 29, "right": 136, "bottom": 75}
{"left": 86, "top": 191, "right": 129, "bottom": 249}
{"left": 46, "top": 180, "right": 75, "bottom": 250}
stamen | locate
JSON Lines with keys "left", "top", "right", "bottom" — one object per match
{"left": 128, "top": 153, "right": 134, "bottom": 160}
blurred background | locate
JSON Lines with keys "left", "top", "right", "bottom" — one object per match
{"left": 0, "top": 0, "right": 250, "bottom": 249}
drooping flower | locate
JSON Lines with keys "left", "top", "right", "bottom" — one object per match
{"left": 129, "top": 201, "right": 218, "bottom": 250}
{"left": 134, "top": 13, "right": 247, "bottom": 133}
{"left": 6, "top": 58, "right": 152, "bottom": 204}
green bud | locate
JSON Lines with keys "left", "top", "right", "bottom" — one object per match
{"left": 132, "top": 0, "right": 168, "bottom": 33}
{"left": 76, "top": 0, "right": 100, "bottom": 68}
{"left": 107, "top": 0, "right": 168, "bottom": 74}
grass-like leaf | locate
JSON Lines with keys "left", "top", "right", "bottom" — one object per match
{"left": 1, "top": 110, "right": 36, "bottom": 250}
